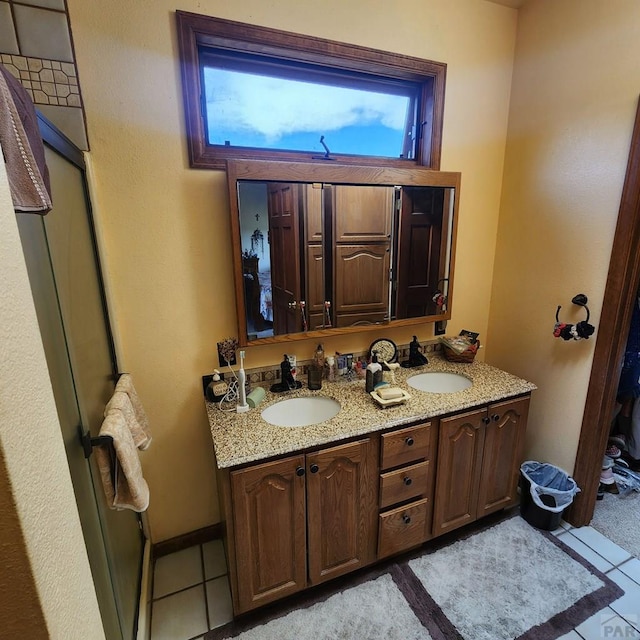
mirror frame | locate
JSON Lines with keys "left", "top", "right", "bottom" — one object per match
{"left": 226, "top": 159, "right": 461, "bottom": 347}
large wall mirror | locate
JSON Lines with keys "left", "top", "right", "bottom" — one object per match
{"left": 226, "top": 160, "right": 460, "bottom": 346}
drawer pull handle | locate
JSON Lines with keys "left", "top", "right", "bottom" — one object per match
{"left": 296, "top": 466, "right": 305, "bottom": 477}
{"left": 310, "top": 463, "right": 319, "bottom": 474}
{"left": 482, "top": 416, "right": 491, "bottom": 425}
{"left": 403, "top": 477, "right": 413, "bottom": 486}
{"left": 402, "top": 514, "right": 411, "bottom": 525}
{"left": 405, "top": 437, "right": 414, "bottom": 446}
{"left": 492, "top": 414, "right": 500, "bottom": 422}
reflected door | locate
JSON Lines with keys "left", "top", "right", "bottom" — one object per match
{"left": 268, "top": 183, "right": 302, "bottom": 334}
{"left": 396, "top": 187, "right": 444, "bottom": 318}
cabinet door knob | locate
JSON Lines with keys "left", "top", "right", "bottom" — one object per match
{"left": 482, "top": 416, "right": 491, "bottom": 425}
{"left": 309, "top": 463, "right": 319, "bottom": 474}
{"left": 403, "top": 476, "right": 413, "bottom": 486}
{"left": 296, "top": 466, "right": 305, "bottom": 477}
{"left": 402, "top": 514, "right": 411, "bottom": 524}
{"left": 405, "top": 437, "right": 414, "bottom": 446}
{"left": 492, "top": 414, "right": 500, "bottom": 422}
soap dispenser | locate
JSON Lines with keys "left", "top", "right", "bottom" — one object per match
{"left": 366, "top": 352, "right": 383, "bottom": 393}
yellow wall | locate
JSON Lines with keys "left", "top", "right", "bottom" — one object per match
{"left": 487, "top": 0, "right": 640, "bottom": 472}
{"left": 66, "top": 0, "right": 517, "bottom": 541}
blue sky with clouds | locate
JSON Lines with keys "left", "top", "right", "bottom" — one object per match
{"left": 204, "top": 68, "right": 411, "bottom": 158}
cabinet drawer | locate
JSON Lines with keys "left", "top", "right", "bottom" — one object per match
{"left": 380, "top": 423, "right": 430, "bottom": 470}
{"left": 378, "top": 498, "right": 429, "bottom": 559}
{"left": 379, "top": 461, "right": 429, "bottom": 509}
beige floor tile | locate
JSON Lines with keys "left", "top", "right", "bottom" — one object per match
{"left": 206, "top": 576, "right": 233, "bottom": 629}
{"left": 153, "top": 545, "right": 203, "bottom": 599}
{"left": 203, "top": 540, "right": 227, "bottom": 580}
{"left": 151, "top": 585, "right": 208, "bottom": 640}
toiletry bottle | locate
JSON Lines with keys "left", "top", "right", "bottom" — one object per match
{"left": 308, "top": 344, "right": 324, "bottom": 390}
{"left": 207, "top": 370, "right": 228, "bottom": 403}
{"left": 326, "top": 355, "right": 336, "bottom": 382}
{"left": 366, "top": 353, "right": 383, "bottom": 393}
{"left": 288, "top": 355, "right": 297, "bottom": 383}
{"left": 314, "top": 344, "right": 325, "bottom": 373}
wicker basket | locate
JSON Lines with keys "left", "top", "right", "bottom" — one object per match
{"left": 442, "top": 340, "right": 480, "bottom": 363}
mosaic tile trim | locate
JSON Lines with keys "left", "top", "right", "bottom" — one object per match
{"left": 1, "top": 53, "right": 80, "bottom": 107}
{"left": 242, "top": 340, "right": 443, "bottom": 384}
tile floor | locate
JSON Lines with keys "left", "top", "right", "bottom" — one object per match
{"left": 150, "top": 539, "right": 233, "bottom": 640}
{"left": 149, "top": 524, "right": 640, "bottom": 640}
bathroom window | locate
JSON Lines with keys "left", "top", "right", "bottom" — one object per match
{"left": 176, "top": 12, "right": 446, "bottom": 170}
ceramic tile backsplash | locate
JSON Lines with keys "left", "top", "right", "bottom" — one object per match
{"left": 0, "top": 3, "right": 19, "bottom": 54}
{"left": 0, "top": 1, "right": 88, "bottom": 150}
{"left": 24, "top": 0, "right": 66, "bottom": 9}
{"left": 12, "top": 4, "right": 73, "bottom": 62}
{"left": 240, "top": 339, "right": 442, "bottom": 385}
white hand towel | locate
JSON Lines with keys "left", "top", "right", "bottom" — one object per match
{"left": 95, "top": 410, "right": 149, "bottom": 512}
{"left": 113, "top": 374, "right": 152, "bottom": 450}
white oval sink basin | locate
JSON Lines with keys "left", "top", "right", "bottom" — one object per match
{"left": 407, "top": 372, "right": 472, "bottom": 393}
{"left": 261, "top": 396, "right": 341, "bottom": 427}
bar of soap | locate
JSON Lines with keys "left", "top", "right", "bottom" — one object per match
{"left": 377, "top": 387, "right": 405, "bottom": 400}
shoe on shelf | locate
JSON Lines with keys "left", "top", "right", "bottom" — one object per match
{"left": 605, "top": 444, "right": 622, "bottom": 459}
{"left": 609, "top": 434, "right": 627, "bottom": 450}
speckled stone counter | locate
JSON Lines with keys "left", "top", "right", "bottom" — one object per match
{"left": 206, "top": 356, "right": 536, "bottom": 469}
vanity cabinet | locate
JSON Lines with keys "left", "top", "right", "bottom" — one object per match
{"left": 432, "top": 396, "right": 529, "bottom": 537}
{"left": 216, "top": 391, "right": 531, "bottom": 616}
{"left": 377, "top": 422, "right": 438, "bottom": 559}
{"left": 226, "top": 437, "right": 379, "bottom": 614}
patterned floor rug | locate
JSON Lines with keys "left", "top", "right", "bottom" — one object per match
{"left": 591, "top": 490, "right": 640, "bottom": 560}
{"left": 205, "top": 514, "right": 623, "bottom": 640}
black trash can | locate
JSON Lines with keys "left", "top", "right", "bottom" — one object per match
{"left": 520, "top": 461, "right": 580, "bottom": 531}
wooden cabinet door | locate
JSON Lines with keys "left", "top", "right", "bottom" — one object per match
{"left": 432, "top": 408, "right": 485, "bottom": 536}
{"left": 306, "top": 438, "right": 378, "bottom": 585}
{"left": 231, "top": 455, "right": 307, "bottom": 613}
{"left": 305, "top": 243, "right": 325, "bottom": 329}
{"left": 333, "top": 244, "right": 390, "bottom": 325}
{"left": 476, "top": 396, "right": 530, "bottom": 518}
{"left": 334, "top": 185, "right": 393, "bottom": 243}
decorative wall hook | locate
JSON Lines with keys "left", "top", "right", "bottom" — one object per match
{"left": 554, "top": 294, "right": 595, "bottom": 340}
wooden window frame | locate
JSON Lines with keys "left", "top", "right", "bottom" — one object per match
{"left": 176, "top": 11, "right": 447, "bottom": 170}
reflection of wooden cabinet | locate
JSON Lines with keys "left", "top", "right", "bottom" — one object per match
{"left": 227, "top": 438, "right": 378, "bottom": 615}
{"left": 432, "top": 396, "right": 529, "bottom": 537}
{"left": 333, "top": 244, "right": 390, "bottom": 327}
{"left": 333, "top": 185, "right": 392, "bottom": 327}
{"left": 334, "top": 185, "right": 393, "bottom": 243}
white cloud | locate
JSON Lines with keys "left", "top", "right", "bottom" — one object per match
{"left": 204, "top": 69, "right": 408, "bottom": 142}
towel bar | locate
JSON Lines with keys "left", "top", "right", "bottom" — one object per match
{"left": 78, "top": 424, "right": 113, "bottom": 459}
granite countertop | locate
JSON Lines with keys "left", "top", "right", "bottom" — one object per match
{"left": 205, "top": 355, "right": 537, "bottom": 469}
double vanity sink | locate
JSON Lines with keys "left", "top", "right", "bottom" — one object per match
{"left": 205, "top": 355, "right": 536, "bottom": 616}
{"left": 206, "top": 356, "right": 536, "bottom": 469}
{"left": 261, "top": 372, "right": 472, "bottom": 427}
